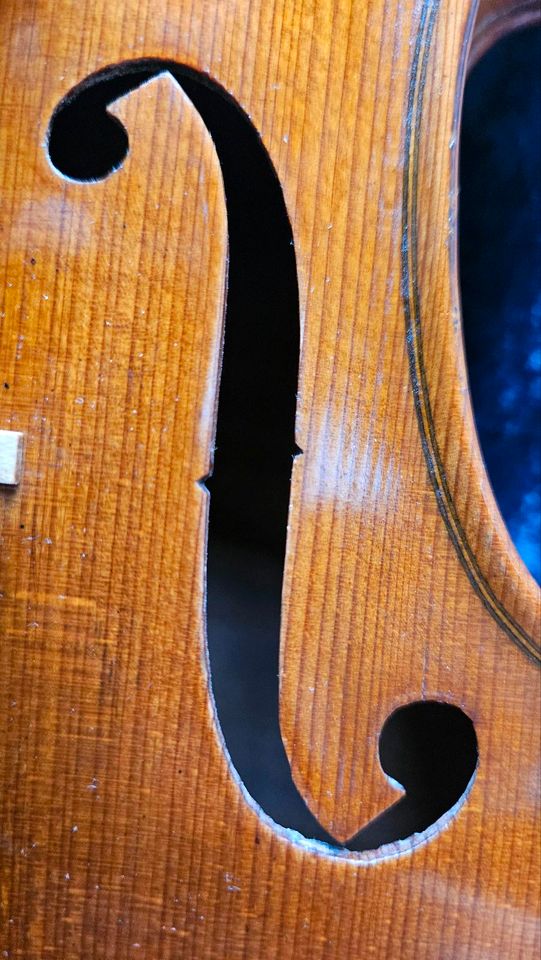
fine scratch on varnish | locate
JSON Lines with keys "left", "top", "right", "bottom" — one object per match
{"left": 0, "top": 1, "right": 539, "bottom": 958}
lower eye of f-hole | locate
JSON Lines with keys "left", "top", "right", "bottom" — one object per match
{"left": 48, "top": 63, "right": 478, "bottom": 857}
{"left": 349, "top": 702, "right": 478, "bottom": 852}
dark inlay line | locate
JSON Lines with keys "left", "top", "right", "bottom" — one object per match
{"left": 401, "top": 0, "right": 539, "bottom": 662}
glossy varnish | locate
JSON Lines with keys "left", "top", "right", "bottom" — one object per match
{"left": 0, "top": 0, "right": 539, "bottom": 957}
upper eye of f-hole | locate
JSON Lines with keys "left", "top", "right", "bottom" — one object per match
{"left": 46, "top": 62, "right": 478, "bottom": 858}
{"left": 47, "top": 73, "right": 149, "bottom": 180}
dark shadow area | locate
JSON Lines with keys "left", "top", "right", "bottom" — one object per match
{"left": 460, "top": 26, "right": 541, "bottom": 582}
{"left": 48, "top": 60, "right": 483, "bottom": 852}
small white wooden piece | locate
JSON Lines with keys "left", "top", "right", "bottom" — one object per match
{"left": 0, "top": 430, "right": 24, "bottom": 485}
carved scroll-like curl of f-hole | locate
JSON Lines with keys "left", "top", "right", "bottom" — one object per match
{"left": 47, "top": 61, "right": 478, "bottom": 856}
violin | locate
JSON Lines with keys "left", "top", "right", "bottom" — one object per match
{"left": 0, "top": 0, "right": 539, "bottom": 956}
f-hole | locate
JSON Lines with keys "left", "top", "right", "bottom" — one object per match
{"left": 47, "top": 61, "right": 478, "bottom": 854}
